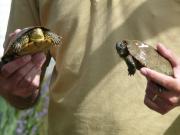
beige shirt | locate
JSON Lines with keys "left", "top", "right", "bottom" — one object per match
{"left": 6, "top": 0, "right": 180, "bottom": 135}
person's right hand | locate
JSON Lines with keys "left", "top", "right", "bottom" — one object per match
{"left": 140, "top": 43, "right": 180, "bottom": 114}
{"left": 0, "top": 29, "right": 46, "bottom": 99}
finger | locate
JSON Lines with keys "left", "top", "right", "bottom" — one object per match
{"left": 8, "top": 62, "right": 34, "bottom": 85}
{"left": 12, "top": 88, "right": 33, "bottom": 98}
{"left": 146, "top": 80, "right": 180, "bottom": 108}
{"left": 32, "top": 52, "right": 46, "bottom": 68}
{"left": 9, "top": 29, "right": 21, "bottom": 37}
{"left": 31, "top": 71, "right": 41, "bottom": 88}
{"left": 173, "top": 66, "right": 180, "bottom": 79}
{"left": 1, "top": 55, "right": 32, "bottom": 78}
{"left": 18, "top": 66, "right": 41, "bottom": 89}
{"left": 13, "top": 72, "right": 40, "bottom": 98}
{"left": 3, "top": 29, "right": 21, "bottom": 49}
{"left": 157, "top": 43, "right": 180, "bottom": 78}
{"left": 156, "top": 43, "right": 179, "bottom": 67}
{"left": 12, "top": 82, "right": 38, "bottom": 98}
{"left": 140, "top": 68, "right": 179, "bottom": 92}
{"left": 158, "top": 91, "right": 180, "bottom": 106}
{"left": 145, "top": 81, "right": 158, "bottom": 96}
{"left": 144, "top": 95, "right": 166, "bottom": 114}
{"left": 151, "top": 95, "right": 173, "bottom": 114}
{"left": 144, "top": 82, "right": 168, "bottom": 114}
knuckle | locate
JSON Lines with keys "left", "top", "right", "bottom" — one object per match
{"left": 39, "top": 52, "right": 46, "bottom": 60}
{"left": 15, "top": 59, "right": 24, "bottom": 66}
{"left": 17, "top": 56, "right": 29, "bottom": 64}
{"left": 167, "top": 97, "right": 178, "bottom": 106}
{"left": 27, "top": 62, "right": 34, "bottom": 69}
{"left": 13, "top": 55, "right": 31, "bottom": 67}
{"left": 21, "top": 55, "right": 31, "bottom": 63}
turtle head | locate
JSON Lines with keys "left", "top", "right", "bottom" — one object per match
{"left": 30, "top": 28, "right": 45, "bottom": 42}
{"left": 116, "top": 40, "right": 129, "bottom": 57}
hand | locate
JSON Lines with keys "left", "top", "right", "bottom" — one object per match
{"left": 0, "top": 30, "right": 46, "bottom": 99}
{"left": 0, "top": 53, "right": 46, "bottom": 98}
{"left": 140, "top": 43, "right": 180, "bottom": 114}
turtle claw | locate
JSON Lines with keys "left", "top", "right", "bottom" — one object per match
{"left": 128, "top": 68, "right": 136, "bottom": 76}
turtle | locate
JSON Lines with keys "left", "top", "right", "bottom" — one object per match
{"left": 116, "top": 40, "right": 173, "bottom": 91}
{"left": 1, "top": 26, "right": 61, "bottom": 65}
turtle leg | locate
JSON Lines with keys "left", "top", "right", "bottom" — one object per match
{"left": 44, "top": 31, "right": 61, "bottom": 45}
{"left": 124, "top": 55, "right": 136, "bottom": 75}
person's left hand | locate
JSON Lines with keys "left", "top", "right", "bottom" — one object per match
{"left": 140, "top": 43, "right": 180, "bottom": 115}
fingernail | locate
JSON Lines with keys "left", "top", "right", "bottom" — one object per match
{"left": 140, "top": 68, "right": 147, "bottom": 76}
{"left": 33, "top": 53, "right": 46, "bottom": 67}
{"left": 157, "top": 43, "right": 166, "bottom": 50}
{"left": 37, "top": 53, "right": 46, "bottom": 61}
{"left": 15, "top": 29, "right": 21, "bottom": 33}
{"left": 22, "top": 55, "right": 31, "bottom": 62}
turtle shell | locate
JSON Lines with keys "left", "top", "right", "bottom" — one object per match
{"left": 2, "top": 26, "right": 61, "bottom": 64}
{"left": 126, "top": 40, "right": 173, "bottom": 76}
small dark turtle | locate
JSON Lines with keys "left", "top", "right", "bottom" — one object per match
{"left": 1, "top": 26, "right": 61, "bottom": 65}
{"left": 116, "top": 40, "right": 173, "bottom": 91}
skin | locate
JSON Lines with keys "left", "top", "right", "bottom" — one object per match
{"left": 140, "top": 43, "right": 180, "bottom": 115}
{"left": 0, "top": 29, "right": 46, "bottom": 109}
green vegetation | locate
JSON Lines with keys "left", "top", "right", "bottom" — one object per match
{"left": 0, "top": 77, "right": 50, "bottom": 135}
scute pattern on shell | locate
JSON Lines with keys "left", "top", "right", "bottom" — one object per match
{"left": 116, "top": 40, "right": 173, "bottom": 76}
{"left": 127, "top": 40, "right": 173, "bottom": 76}
{"left": 1, "top": 26, "right": 61, "bottom": 65}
